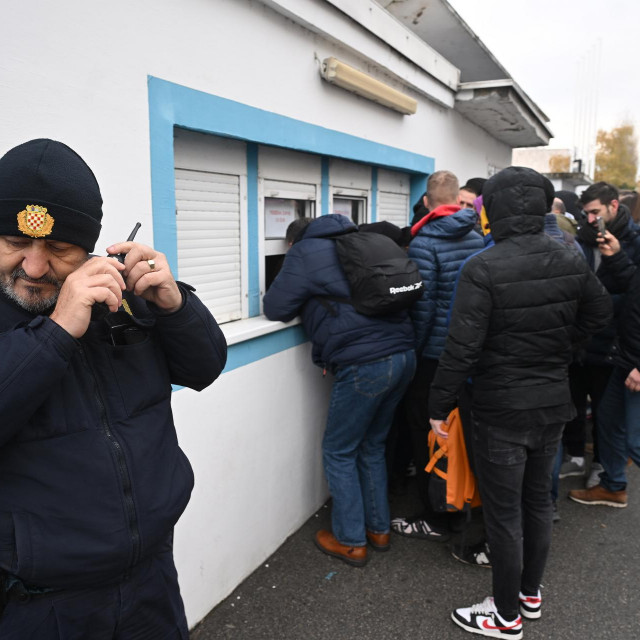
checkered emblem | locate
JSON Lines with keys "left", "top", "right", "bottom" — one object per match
{"left": 17, "top": 204, "right": 55, "bottom": 237}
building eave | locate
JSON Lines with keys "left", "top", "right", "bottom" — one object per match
{"left": 456, "top": 80, "right": 553, "bottom": 148}
{"left": 544, "top": 172, "right": 594, "bottom": 188}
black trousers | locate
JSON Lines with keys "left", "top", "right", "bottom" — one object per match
{"left": 404, "top": 357, "right": 462, "bottom": 529}
{"left": 473, "top": 420, "right": 563, "bottom": 620}
{"left": 0, "top": 543, "right": 188, "bottom": 640}
{"left": 563, "top": 362, "right": 613, "bottom": 460}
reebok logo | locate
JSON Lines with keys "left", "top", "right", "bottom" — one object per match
{"left": 389, "top": 281, "right": 423, "bottom": 295}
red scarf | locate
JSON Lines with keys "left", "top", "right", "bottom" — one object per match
{"left": 411, "top": 204, "right": 461, "bottom": 237}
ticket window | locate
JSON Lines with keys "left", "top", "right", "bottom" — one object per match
{"left": 333, "top": 196, "right": 367, "bottom": 226}
{"left": 264, "top": 195, "right": 316, "bottom": 290}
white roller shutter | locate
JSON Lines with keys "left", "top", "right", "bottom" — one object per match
{"left": 377, "top": 169, "right": 411, "bottom": 227}
{"left": 377, "top": 191, "right": 409, "bottom": 227}
{"left": 175, "top": 168, "right": 242, "bottom": 324}
{"left": 263, "top": 179, "right": 316, "bottom": 200}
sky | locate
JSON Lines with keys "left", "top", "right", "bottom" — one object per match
{"left": 447, "top": 0, "right": 640, "bottom": 161}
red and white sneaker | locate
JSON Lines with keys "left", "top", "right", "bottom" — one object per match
{"left": 519, "top": 590, "right": 542, "bottom": 619}
{"left": 452, "top": 597, "right": 523, "bottom": 639}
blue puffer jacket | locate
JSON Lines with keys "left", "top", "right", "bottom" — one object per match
{"left": 408, "top": 207, "right": 484, "bottom": 359}
{"left": 263, "top": 214, "right": 415, "bottom": 369}
{"left": 0, "top": 282, "right": 227, "bottom": 590}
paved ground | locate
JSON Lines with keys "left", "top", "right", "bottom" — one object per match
{"left": 191, "top": 463, "right": 640, "bottom": 640}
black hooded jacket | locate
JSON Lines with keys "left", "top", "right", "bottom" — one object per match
{"left": 429, "top": 167, "right": 612, "bottom": 428}
{"left": 575, "top": 204, "right": 640, "bottom": 363}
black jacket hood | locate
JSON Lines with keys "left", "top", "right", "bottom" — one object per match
{"left": 483, "top": 166, "right": 554, "bottom": 241}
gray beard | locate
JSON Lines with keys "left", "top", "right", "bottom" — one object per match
{"left": 0, "top": 267, "right": 61, "bottom": 314}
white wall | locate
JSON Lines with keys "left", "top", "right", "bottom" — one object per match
{"left": 1, "top": 0, "right": 513, "bottom": 626}
{"left": 172, "top": 345, "right": 332, "bottom": 623}
{"left": 1, "top": 1, "right": 509, "bottom": 249}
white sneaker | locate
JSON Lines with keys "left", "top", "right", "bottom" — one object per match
{"left": 452, "top": 597, "right": 523, "bottom": 639}
{"left": 519, "top": 590, "right": 542, "bottom": 619}
{"left": 586, "top": 463, "right": 604, "bottom": 489}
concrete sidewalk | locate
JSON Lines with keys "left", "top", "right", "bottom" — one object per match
{"left": 190, "top": 465, "right": 640, "bottom": 639}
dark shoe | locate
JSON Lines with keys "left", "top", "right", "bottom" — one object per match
{"left": 559, "top": 455, "right": 585, "bottom": 479}
{"left": 390, "top": 516, "right": 450, "bottom": 542}
{"left": 568, "top": 484, "right": 628, "bottom": 508}
{"left": 366, "top": 530, "right": 390, "bottom": 552}
{"left": 449, "top": 512, "right": 468, "bottom": 533}
{"left": 552, "top": 500, "right": 560, "bottom": 523}
{"left": 314, "top": 530, "right": 368, "bottom": 567}
{"left": 451, "top": 541, "right": 491, "bottom": 568}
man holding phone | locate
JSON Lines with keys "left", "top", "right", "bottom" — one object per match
{"left": 570, "top": 227, "right": 640, "bottom": 507}
{"left": 560, "top": 182, "right": 640, "bottom": 488}
{"left": 0, "top": 139, "right": 227, "bottom": 638}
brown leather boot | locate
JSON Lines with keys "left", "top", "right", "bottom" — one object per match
{"left": 569, "top": 484, "right": 628, "bottom": 508}
{"left": 366, "top": 530, "right": 390, "bottom": 552}
{"left": 314, "top": 530, "right": 368, "bottom": 566}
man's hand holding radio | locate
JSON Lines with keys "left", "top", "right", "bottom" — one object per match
{"left": 50, "top": 257, "right": 126, "bottom": 338}
{"left": 106, "top": 242, "right": 182, "bottom": 314}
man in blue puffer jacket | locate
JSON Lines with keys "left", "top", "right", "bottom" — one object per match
{"left": 392, "top": 170, "right": 484, "bottom": 541}
{"left": 0, "top": 140, "right": 227, "bottom": 639}
{"left": 263, "top": 213, "right": 415, "bottom": 566}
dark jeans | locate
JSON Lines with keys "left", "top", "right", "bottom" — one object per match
{"left": 563, "top": 362, "right": 612, "bottom": 460}
{"left": 0, "top": 542, "right": 188, "bottom": 639}
{"left": 473, "top": 420, "right": 563, "bottom": 620}
{"left": 404, "top": 358, "right": 450, "bottom": 528}
{"left": 598, "top": 367, "right": 640, "bottom": 492}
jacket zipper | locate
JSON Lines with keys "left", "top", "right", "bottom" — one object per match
{"left": 79, "top": 344, "right": 141, "bottom": 569}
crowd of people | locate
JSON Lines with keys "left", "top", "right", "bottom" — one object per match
{"left": 1, "top": 134, "right": 638, "bottom": 639}
{"left": 265, "top": 167, "right": 639, "bottom": 639}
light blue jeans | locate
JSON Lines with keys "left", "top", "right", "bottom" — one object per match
{"left": 323, "top": 349, "right": 416, "bottom": 546}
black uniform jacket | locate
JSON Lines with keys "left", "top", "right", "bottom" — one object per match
{"left": 0, "top": 281, "right": 226, "bottom": 590}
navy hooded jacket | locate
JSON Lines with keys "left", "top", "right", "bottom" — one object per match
{"left": 0, "top": 281, "right": 227, "bottom": 590}
{"left": 263, "top": 214, "right": 414, "bottom": 369}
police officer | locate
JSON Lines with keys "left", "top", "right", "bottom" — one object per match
{"left": 0, "top": 139, "right": 227, "bottom": 638}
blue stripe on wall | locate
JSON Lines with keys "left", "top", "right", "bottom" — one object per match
{"left": 371, "top": 167, "right": 378, "bottom": 222}
{"left": 321, "top": 157, "right": 330, "bottom": 215}
{"left": 224, "top": 325, "right": 308, "bottom": 373}
{"left": 246, "top": 143, "right": 260, "bottom": 316}
{"left": 147, "top": 76, "right": 434, "bottom": 375}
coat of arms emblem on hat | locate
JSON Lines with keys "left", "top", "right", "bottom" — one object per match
{"left": 17, "top": 204, "right": 55, "bottom": 238}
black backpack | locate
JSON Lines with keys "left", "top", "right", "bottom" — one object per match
{"left": 323, "top": 230, "right": 423, "bottom": 316}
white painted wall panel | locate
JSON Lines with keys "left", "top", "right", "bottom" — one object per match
{"left": 259, "top": 146, "right": 322, "bottom": 183}
{"left": 172, "top": 345, "right": 331, "bottom": 625}
{"left": 378, "top": 168, "right": 411, "bottom": 194}
{"left": 330, "top": 158, "right": 372, "bottom": 190}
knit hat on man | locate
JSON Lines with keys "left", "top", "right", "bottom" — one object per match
{"left": 0, "top": 139, "right": 103, "bottom": 252}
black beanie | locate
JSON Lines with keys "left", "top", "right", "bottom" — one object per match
{"left": 0, "top": 139, "right": 103, "bottom": 252}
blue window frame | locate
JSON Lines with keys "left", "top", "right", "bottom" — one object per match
{"left": 148, "top": 76, "right": 434, "bottom": 372}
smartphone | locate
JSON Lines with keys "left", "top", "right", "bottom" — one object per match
{"left": 108, "top": 222, "right": 142, "bottom": 263}
{"left": 596, "top": 217, "right": 606, "bottom": 235}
